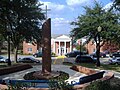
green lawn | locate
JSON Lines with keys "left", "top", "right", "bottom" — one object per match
{"left": 0, "top": 63, "right": 8, "bottom": 68}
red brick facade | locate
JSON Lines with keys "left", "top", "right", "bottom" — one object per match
{"left": 23, "top": 36, "right": 119, "bottom": 55}
{"left": 23, "top": 41, "right": 37, "bottom": 54}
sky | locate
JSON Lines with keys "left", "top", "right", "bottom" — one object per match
{"left": 39, "top": 0, "right": 113, "bottom": 35}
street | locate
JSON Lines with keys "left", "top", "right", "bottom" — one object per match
{"left": 1, "top": 55, "right": 120, "bottom": 81}
{"left": 2, "top": 54, "right": 110, "bottom": 65}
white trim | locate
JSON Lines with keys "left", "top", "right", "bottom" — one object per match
{"left": 64, "top": 41, "right": 66, "bottom": 54}
{"left": 52, "top": 34, "right": 72, "bottom": 55}
{"left": 53, "top": 41, "right": 56, "bottom": 53}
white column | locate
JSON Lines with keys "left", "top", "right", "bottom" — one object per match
{"left": 64, "top": 41, "right": 66, "bottom": 54}
{"left": 59, "top": 41, "right": 61, "bottom": 55}
{"left": 70, "top": 41, "right": 72, "bottom": 52}
{"left": 53, "top": 41, "right": 56, "bottom": 53}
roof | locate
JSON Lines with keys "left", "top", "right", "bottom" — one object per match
{"left": 51, "top": 34, "right": 70, "bottom": 39}
{"left": 53, "top": 34, "right": 71, "bottom": 41}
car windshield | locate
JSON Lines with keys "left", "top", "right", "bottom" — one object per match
{"left": 0, "top": 56, "right": 3, "bottom": 59}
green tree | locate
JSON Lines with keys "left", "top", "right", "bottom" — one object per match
{"left": 112, "top": 0, "right": 120, "bottom": 11}
{"left": 71, "top": 1, "right": 120, "bottom": 66}
{"left": 0, "top": 0, "right": 45, "bottom": 64}
{"left": 76, "top": 44, "right": 86, "bottom": 52}
{"left": 0, "top": 34, "right": 5, "bottom": 54}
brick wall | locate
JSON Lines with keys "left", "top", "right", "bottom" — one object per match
{"left": 23, "top": 41, "right": 37, "bottom": 54}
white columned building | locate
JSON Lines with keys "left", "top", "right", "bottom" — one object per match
{"left": 52, "top": 35, "right": 72, "bottom": 56}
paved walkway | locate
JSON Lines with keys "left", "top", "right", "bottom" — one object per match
{"left": 0, "top": 65, "right": 83, "bottom": 81}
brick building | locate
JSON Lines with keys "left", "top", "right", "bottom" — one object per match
{"left": 23, "top": 34, "right": 72, "bottom": 55}
{"left": 23, "top": 34, "right": 119, "bottom": 55}
{"left": 23, "top": 41, "right": 37, "bottom": 54}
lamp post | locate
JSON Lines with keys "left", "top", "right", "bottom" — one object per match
{"left": 7, "top": 28, "right": 11, "bottom": 66}
{"left": 71, "top": 34, "right": 74, "bottom": 51}
{"left": 80, "top": 39, "right": 82, "bottom": 60}
{"left": 96, "top": 26, "right": 102, "bottom": 66}
{"left": 98, "top": 26, "right": 102, "bottom": 32}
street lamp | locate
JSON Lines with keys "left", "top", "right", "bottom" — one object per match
{"left": 71, "top": 34, "right": 74, "bottom": 51}
{"left": 96, "top": 26, "right": 102, "bottom": 66}
{"left": 98, "top": 26, "right": 102, "bottom": 32}
{"left": 80, "top": 39, "right": 82, "bottom": 60}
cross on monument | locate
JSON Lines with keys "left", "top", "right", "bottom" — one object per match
{"left": 42, "top": 5, "right": 51, "bottom": 20}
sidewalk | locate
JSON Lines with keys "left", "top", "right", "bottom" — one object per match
{"left": 0, "top": 65, "right": 83, "bottom": 80}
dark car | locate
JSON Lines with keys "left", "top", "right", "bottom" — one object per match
{"left": 65, "top": 51, "right": 85, "bottom": 57}
{"left": 0, "top": 56, "right": 8, "bottom": 63}
{"left": 33, "top": 52, "right": 42, "bottom": 57}
{"left": 90, "top": 52, "right": 106, "bottom": 58}
{"left": 110, "top": 52, "right": 120, "bottom": 58}
{"left": 18, "top": 57, "right": 41, "bottom": 63}
{"left": 75, "top": 55, "right": 96, "bottom": 63}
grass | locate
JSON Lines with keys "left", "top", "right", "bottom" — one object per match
{"left": 0, "top": 63, "right": 8, "bottom": 68}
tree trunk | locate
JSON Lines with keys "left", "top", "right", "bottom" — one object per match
{"left": 96, "top": 43, "right": 100, "bottom": 67}
{"left": 14, "top": 46, "right": 18, "bottom": 63}
{"left": 7, "top": 35, "right": 11, "bottom": 66}
{"left": 0, "top": 41, "right": 3, "bottom": 54}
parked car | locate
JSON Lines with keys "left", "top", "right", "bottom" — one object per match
{"left": 65, "top": 51, "right": 86, "bottom": 57}
{"left": 18, "top": 57, "right": 41, "bottom": 63}
{"left": 90, "top": 52, "right": 106, "bottom": 58}
{"left": 0, "top": 56, "right": 8, "bottom": 63}
{"left": 75, "top": 55, "right": 97, "bottom": 63}
{"left": 110, "top": 52, "right": 120, "bottom": 58}
{"left": 33, "top": 52, "right": 42, "bottom": 57}
{"left": 109, "top": 57, "right": 120, "bottom": 64}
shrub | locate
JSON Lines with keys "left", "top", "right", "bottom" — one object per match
{"left": 85, "top": 78, "right": 120, "bottom": 90}
{"left": 49, "top": 79, "right": 73, "bottom": 90}
{"left": 85, "top": 80, "right": 111, "bottom": 90}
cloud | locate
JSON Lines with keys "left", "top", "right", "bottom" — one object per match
{"left": 52, "top": 18, "right": 70, "bottom": 26}
{"left": 66, "top": 0, "right": 90, "bottom": 6}
{"left": 39, "top": 1, "right": 65, "bottom": 11}
{"left": 51, "top": 18, "right": 71, "bottom": 34}
{"left": 103, "top": 2, "right": 113, "bottom": 10}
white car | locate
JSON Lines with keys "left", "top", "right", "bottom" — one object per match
{"left": 0, "top": 56, "right": 8, "bottom": 63}
{"left": 109, "top": 57, "right": 120, "bottom": 64}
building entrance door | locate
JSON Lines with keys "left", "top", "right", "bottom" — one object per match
{"left": 60, "top": 47, "right": 64, "bottom": 55}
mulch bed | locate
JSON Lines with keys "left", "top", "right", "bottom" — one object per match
{"left": 24, "top": 70, "right": 69, "bottom": 80}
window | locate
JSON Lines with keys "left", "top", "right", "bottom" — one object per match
{"left": 28, "top": 48, "right": 32, "bottom": 51}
